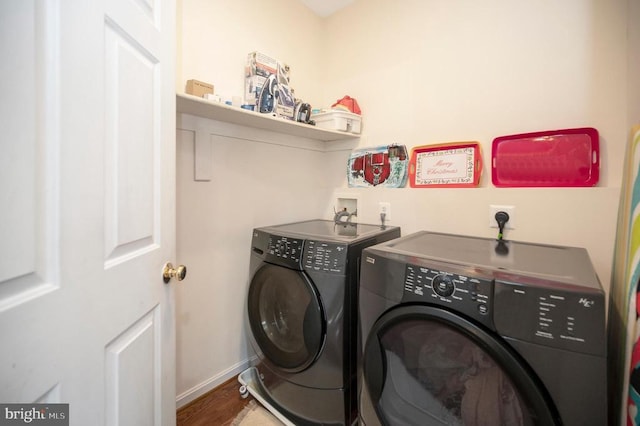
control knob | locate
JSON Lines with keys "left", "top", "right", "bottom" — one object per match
{"left": 432, "top": 274, "right": 455, "bottom": 297}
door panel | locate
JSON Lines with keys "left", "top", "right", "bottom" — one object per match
{"left": 0, "top": 1, "right": 176, "bottom": 424}
{"left": 0, "top": 0, "right": 59, "bottom": 310}
{"left": 104, "top": 18, "right": 159, "bottom": 265}
{"left": 105, "top": 307, "right": 161, "bottom": 426}
{"left": 0, "top": 1, "right": 62, "bottom": 402}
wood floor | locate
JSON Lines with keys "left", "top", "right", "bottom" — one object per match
{"left": 177, "top": 376, "right": 252, "bottom": 426}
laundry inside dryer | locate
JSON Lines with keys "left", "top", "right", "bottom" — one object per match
{"left": 378, "top": 321, "right": 530, "bottom": 426}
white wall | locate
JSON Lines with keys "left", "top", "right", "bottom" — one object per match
{"left": 177, "top": 0, "right": 326, "bottom": 107}
{"left": 630, "top": 0, "right": 640, "bottom": 125}
{"left": 322, "top": 0, "right": 628, "bottom": 187}
{"left": 320, "top": 0, "right": 629, "bottom": 298}
{"left": 176, "top": 0, "right": 636, "bottom": 406}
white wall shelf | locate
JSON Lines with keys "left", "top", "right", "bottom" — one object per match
{"left": 176, "top": 93, "right": 359, "bottom": 142}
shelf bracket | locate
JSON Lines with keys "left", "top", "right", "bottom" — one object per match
{"left": 194, "top": 129, "right": 212, "bottom": 182}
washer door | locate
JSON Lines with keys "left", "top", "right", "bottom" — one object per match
{"left": 362, "top": 305, "right": 560, "bottom": 426}
{"left": 248, "top": 263, "right": 325, "bottom": 373}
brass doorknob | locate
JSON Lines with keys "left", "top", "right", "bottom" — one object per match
{"left": 163, "top": 263, "right": 187, "bottom": 283}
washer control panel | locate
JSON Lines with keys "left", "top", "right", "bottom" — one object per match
{"left": 494, "top": 281, "right": 605, "bottom": 356}
{"left": 303, "top": 240, "right": 347, "bottom": 274}
{"left": 403, "top": 264, "right": 493, "bottom": 327}
{"left": 265, "top": 235, "right": 304, "bottom": 269}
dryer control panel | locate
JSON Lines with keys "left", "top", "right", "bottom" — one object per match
{"left": 303, "top": 241, "right": 348, "bottom": 274}
{"left": 403, "top": 264, "right": 494, "bottom": 328}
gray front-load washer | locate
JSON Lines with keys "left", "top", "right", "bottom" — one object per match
{"left": 246, "top": 219, "right": 400, "bottom": 425}
{"left": 359, "top": 231, "right": 606, "bottom": 426}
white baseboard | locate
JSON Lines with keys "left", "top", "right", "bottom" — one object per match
{"left": 176, "top": 356, "right": 258, "bottom": 409}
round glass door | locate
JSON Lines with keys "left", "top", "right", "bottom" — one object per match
{"left": 362, "top": 305, "right": 560, "bottom": 426}
{"left": 248, "top": 263, "right": 325, "bottom": 372}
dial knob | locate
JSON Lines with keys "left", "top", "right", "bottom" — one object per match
{"left": 432, "top": 274, "right": 455, "bottom": 297}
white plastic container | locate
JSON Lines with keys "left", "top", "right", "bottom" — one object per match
{"left": 312, "top": 110, "right": 362, "bottom": 134}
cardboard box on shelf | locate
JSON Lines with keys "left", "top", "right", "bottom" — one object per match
{"left": 186, "top": 79, "right": 214, "bottom": 98}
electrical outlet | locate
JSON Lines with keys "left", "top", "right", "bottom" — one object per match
{"left": 489, "top": 205, "right": 515, "bottom": 229}
{"left": 379, "top": 202, "right": 391, "bottom": 221}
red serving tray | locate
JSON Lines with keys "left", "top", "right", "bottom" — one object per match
{"left": 491, "top": 127, "right": 599, "bottom": 187}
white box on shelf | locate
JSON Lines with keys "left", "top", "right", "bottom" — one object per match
{"left": 312, "top": 110, "right": 362, "bottom": 134}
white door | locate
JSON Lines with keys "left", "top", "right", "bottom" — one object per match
{"left": 0, "top": 0, "right": 177, "bottom": 425}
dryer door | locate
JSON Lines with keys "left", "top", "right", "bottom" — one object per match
{"left": 362, "top": 305, "right": 560, "bottom": 426}
{"left": 248, "top": 263, "right": 325, "bottom": 373}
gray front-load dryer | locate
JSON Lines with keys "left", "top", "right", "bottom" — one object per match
{"left": 358, "top": 231, "right": 606, "bottom": 426}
